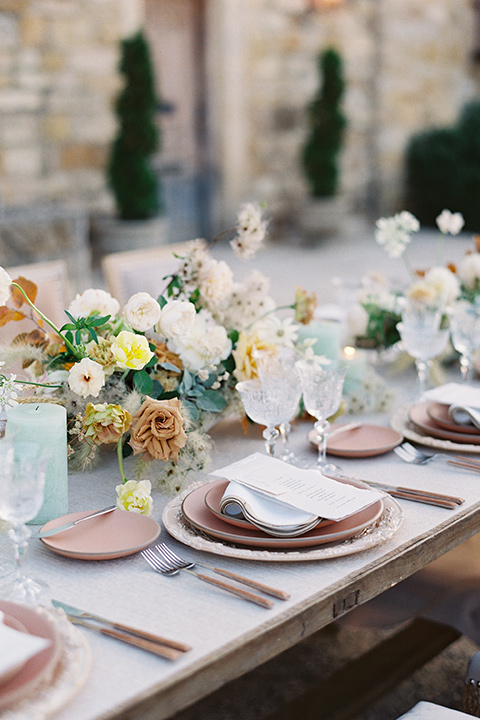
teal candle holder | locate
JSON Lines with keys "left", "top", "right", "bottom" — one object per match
{"left": 5, "top": 403, "right": 69, "bottom": 524}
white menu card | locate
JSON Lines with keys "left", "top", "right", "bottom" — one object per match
{"left": 210, "top": 453, "right": 382, "bottom": 522}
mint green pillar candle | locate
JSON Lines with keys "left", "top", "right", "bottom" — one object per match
{"left": 5, "top": 403, "right": 69, "bottom": 524}
{"left": 296, "top": 321, "right": 341, "bottom": 362}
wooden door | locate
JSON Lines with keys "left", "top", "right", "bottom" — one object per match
{"left": 144, "top": 0, "right": 211, "bottom": 241}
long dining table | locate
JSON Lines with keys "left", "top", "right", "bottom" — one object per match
{"left": 16, "top": 385, "right": 480, "bottom": 720}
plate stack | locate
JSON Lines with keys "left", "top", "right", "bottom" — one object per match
{"left": 178, "top": 477, "right": 385, "bottom": 551}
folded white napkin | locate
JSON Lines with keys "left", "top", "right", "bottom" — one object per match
{"left": 422, "top": 383, "right": 480, "bottom": 428}
{"left": 423, "top": 383, "right": 480, "bottom": 408}
{"left": 0, "top": 610, "right": 51, "bottom": 682}
{"left": 220, "top": 481, "right": 320, "bottom": 537}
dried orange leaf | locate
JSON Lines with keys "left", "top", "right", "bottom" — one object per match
{"left": 10, "top": 277, "right": 38, "bottom": 308}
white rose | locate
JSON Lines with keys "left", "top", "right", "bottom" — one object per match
{"left": 424, "top": 266, "right": 460, "bottom": 305}
{"left": 436, "top": 209, "right": 465, "bottom": 236}
{"left": 156, "top": 300, "right": 196, "bottom": 339}
{"left": 0, "top": 267, "right": 12, "bottom": 306}
{"left": 168, "top": 311, "right": 232, "bottom": 372}
{"left": 123, "top": 292, "right": 161, "bottom": 332}
{"left": 68, "top": 288, "right": 120, "bottom": 319}
{"left": 199, "top": 260, "right": 233, "bottom": 307}
{"left": 458, "top": 253, "right": 480, "bottom": 290}
{"left": 68, "top": 357, "right": 105, "bottom": 398}
{"left": 346, "top": 304, "right": 369, "bottom": 337}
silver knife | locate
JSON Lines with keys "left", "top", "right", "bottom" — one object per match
{"left": 51, "top": 599, "right": 191, "bottom": 653}
{"left": 33, "top": 505, "right": 117, "bottom": 539}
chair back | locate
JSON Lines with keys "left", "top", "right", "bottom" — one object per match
{"left": 0, "top": 259, "right": 72, "bottom": 345}
{"left": 101, "top": 243, "right": 190, "bottom": 308}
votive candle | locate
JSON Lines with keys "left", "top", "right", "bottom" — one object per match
{"left": 5, "top": 403, "right": 68, "bottom": 524}
{"left": 296, "top": 320, "right": 341, "bottom": 362}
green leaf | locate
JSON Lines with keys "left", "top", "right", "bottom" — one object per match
{"left": 182, "top": 399, "right": 199, "bottom": 422}
{"left": 186, "top": 386, "right": 204, "bottom": 397}
{"left": 160, "top": 362, "right": 181, "bottom": 373}
{"left": 158, "top": 295, "right": 167, "bottom": 308}
{"left": 133, "top": 370, "right": 153, "bottom": 395}
{"left": 87, "top": 327, "right": 99, "bottom": 343}
{"left": 64, "top": 311, "right": 77, "bottom": 324}
{"left": 178, "top": 369, "right": 193, "bottom": 394}
{"left": 145, "top": 351, "right": 157, "bottom": 369}
{"left": 150, "top": 379, "right": 165, "bottom": 398}
{"left": 228, "top": 329, "right": 239, "bottom": 344}
{"left": 223, "top": 353, "right": 235, "bottom": 373}
{"left": 196, "top": 390, "right": 227, "bottom": 412}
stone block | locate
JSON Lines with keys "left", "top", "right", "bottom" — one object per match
{"left": 43, "top": 115, "right": 71, "bottom": 142}
{"left": 3, "top": 147, "right": 42, "bottom": 177}
{"left": 60, "top": 143, "right": 107, "bottom": 171}
{"left": 0, "top": 88, "right": 42, "bottom": 112}
{"left": 20, "top": 13, "right": 46, "bottom": 46}
{"left": 0, "top": 12, "right": 19, "bottom": 48}
{"left": 3, "top": 114, "right": 38, "bottom": 145}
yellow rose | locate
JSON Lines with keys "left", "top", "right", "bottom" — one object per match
{"left": 116, "top": 479, "right": 153, "bottom": 515}
{"left": 111, "top": 330, "right": 154, "bottom": 370}
{"left": 83, "top": 403, "right": 132, "bottom": 445}
{"left": 232, "top": 331, "right": 278, "bottom": 381}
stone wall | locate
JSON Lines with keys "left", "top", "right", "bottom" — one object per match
{"left": 0, "top": 0, "right": 477, "bottom": 224}
{"left": 0, "top": 0, "right": 141, "bottom": 210}
{"left": 241, "top": 0, "right": 477, "bottom": 220}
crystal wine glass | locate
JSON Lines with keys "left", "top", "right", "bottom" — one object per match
{"left": 397, "top": 303, "right": 450, "bottom": 396}
{"left": 255, "top": 351, "right": 303, "bottom": 465}
{"left": 449, "top": 301, "right": 480, "bottom": 383}
{"left": 296, "top": 361, "right": 347, "bottom": 474}
{"left": 0, "top": 438, "right": 50, "bottom": 604}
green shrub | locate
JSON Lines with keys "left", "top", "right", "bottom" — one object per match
{"left": 108, "top": 31, "right": 162, "bottom": 221}
{"left": 302, "top": 48, "right": 346, "bottom": 198}
{"left": 405, "top": 101, "right": 480, "bottom": 232}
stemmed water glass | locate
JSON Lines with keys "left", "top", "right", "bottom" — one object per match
{"left": 236, "top": 353, "right": 302, "bottom": 458}
{"left": 256, "top": 351, "right": 303, "bottom": 465}
{"left": 0, "top": 438, "right": 50, "bottom": 604}
{"left": 449, "top": 301, "right": 480, "bottom": 383}
{"left": 296, "top": 360, "right": 347, "bottom": 474}
{"left": 397, "top": 301, "right": 450, "bottom": 396}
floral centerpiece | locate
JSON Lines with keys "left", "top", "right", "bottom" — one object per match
{"left": 0, "top": 203, "right": 317, "bottom": 514}
{"left": 346, "top": 208, "right": 480, "bottom": 351}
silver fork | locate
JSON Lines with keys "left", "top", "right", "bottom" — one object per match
{"left": 393, "top": 442, "right": 449, "bottom": 464}
{"left": 155, "top": 543, "right": 289, "bottom": 600}
{"left": 141, "top": 547, "right": 274, "bottom": 608}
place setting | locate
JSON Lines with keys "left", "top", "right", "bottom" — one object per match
{"left": 391, "top": 382, "right": 480, "bottom": 455}
{"left": 162, "top": 451, "right": 404, "bottom": 562}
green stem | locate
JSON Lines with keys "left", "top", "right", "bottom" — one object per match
{"left": 402, "top": 250, "right": 415, "bottom": 281}
{"left": 13, "top": 379, "right": 63, "bottom": 389}
{"left": 117, "top": 436, "right": 128, "bottom": 484}
{"left": 11, "top": 282, "right": 80, "bottom": 359}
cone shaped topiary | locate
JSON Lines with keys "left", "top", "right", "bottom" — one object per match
{"left": 302, "top": 48, "right": 346, "bottom": 198}
{"left": 108, "top": 31, "right": 162, "bottom": 221}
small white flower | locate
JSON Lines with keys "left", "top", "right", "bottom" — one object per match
{"left": 230, "top": 202, "right": 268, "bottom": 259}
{"left": 458, "top": 253, "right": 480, "bottom": 290}
{"left": 0, "top": 267, "right": 12, "bottom": 306}
{"left": 0, "top": 373, "right": 18, "bottom": 407}
{"left": 253, "top": 315, "right": 299, "bottom": 348}
{"left": 198, "top": 260, "right": 233, "bottom": 307}
{"left": 346, "top": 304, "right": 369, "bottom": 337}
{"left": 375, "top": 212, "right": 419, "bottom": 258}
{"left": 68, "top": 289, "right": 120, "bottom": 319}
{"left": 68, "top": 358, "right": 105, "bottom": 398}
{"left": 424, "top": 266, "right": 460, "bottom": 305}
{"left": 436, "top": 209, "right": 465, "bottom": 236}
{"left": 123, "top": 292, "right": 161, "bottom": 332}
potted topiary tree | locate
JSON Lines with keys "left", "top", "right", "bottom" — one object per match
{"left": 300, "top": 47, "right": 347, "bottom": 239}
{"left": 93, "top": 30, "right": 167, "bottom": 254}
